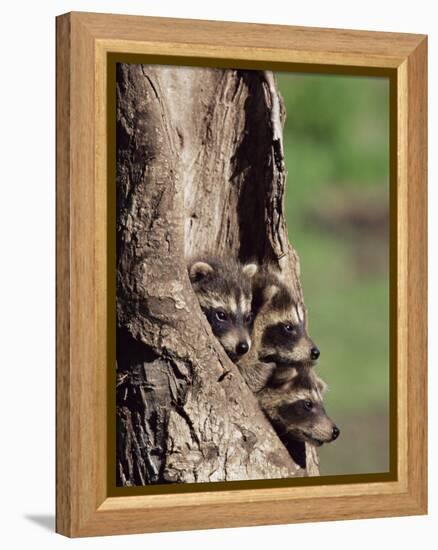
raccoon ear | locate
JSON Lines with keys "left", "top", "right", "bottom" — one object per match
{"left": 316, "top": 377, "right": 328, "bottom": 395}
{"left": 275, "top": 366, "right": 299, "bottom": 390}
{"left": 267, "top": 264, "right": 283, "bottom": 279}
{"left": 286, "top": 367, "right": 300, "bottom": 383}
{"left": 263, "top": 284, "right": 280, "bottom": 303}
{"left": 242, "top": 263, "right": 258, "bottom": 279}
{"left": 189, "top": 261, "right": 214, "bottom": 282}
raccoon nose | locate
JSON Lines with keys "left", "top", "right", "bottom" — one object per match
{"left": 236, "top": 342, "right": 249, "bottom": 356}
{"left": 332, "top": 426, "right": 340, "bottom": 440}
{"left": 310, "top": 347, "right": 320, "bottom": 360}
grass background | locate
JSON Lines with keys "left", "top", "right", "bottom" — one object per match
{"left": 276, "top": 73, "right": 390, "bottom": 475}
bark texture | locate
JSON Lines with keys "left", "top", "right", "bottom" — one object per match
{"left": 116, "top": 64, "right": 318, "bottom": 485}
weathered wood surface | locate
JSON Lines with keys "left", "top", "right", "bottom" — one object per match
{"left": 115, "top": 63, "right": 315, "bottom": 485}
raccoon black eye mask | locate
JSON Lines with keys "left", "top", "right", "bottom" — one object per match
{"left": 204, "top": 307, "right": 254, "bottom": 358}
{"left": 261, "top": 322, "right": 320, "bottom": 366}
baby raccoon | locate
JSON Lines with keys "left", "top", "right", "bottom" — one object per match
{"left": 252, "top": 267, "right": 320, "bottom": 364}
{"left": 259, "top": 367, "right": 339, "bottom": 467}
{"left": 237, "top": 266, "right": 320, "bottom": 392}
{"left": 188, "top": 256, "right": 258, "bottom": 362}
{"left": 250, "top": 266, "right": 320, "bottom": 388}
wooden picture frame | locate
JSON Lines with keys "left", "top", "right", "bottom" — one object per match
{"left": 56, "top": 11, "right": 427, "bottom": 537}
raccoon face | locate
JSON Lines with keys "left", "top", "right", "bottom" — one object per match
{"left": 203, "top": 306, "right": 254, "bottom": 361}
{"left": 252, "top": 272, "right": 320, "bottom": 369}
{"left": 188, "top": 257, "right": 257, "bottom": 362}
{"left": 261, "top": 317, "right": 319, "bottom": 365}
{"left": 276, "top": 394, "right": 339, "bottom": 446}
{"left": 259, "top": 300, "right": 320, "bottom": 367}
{"left": 267, "top": 371, "right": 339, "bottom": 446}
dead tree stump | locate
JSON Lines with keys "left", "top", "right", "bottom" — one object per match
{"left": 115, "top": 64, "right": 318, "bottom": 485}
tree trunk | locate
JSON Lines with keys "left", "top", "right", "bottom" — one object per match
{"left": 116, "top": 63, "right": 318, "bottom": 485}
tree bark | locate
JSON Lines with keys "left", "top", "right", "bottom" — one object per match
{"left": 116, "top": 63, "right": 318, "bottom": 486}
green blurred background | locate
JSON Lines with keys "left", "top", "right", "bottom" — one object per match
{"left": 276, "top": 73, "right": 390, "bottom": 475}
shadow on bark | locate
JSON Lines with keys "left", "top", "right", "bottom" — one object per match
{"left": 115, "top": 64, "right": 317, "bottom": 486}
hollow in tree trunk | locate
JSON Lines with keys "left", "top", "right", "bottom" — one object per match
{"left": 116, "top": 64, "right": 319, "bottom": 486}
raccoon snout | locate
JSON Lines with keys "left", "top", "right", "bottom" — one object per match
{"left": 236, "top": 341, "right": 249, "bottom": 356}
{"left": 310, "top": 347, "right": 320, "bottom": 360}
{"left": 331, "top": 426, "right": 340, "bottom": 441}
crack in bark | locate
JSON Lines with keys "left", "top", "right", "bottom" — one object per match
{"left": 115, "top": 64, "right": 317, "bottom": 486}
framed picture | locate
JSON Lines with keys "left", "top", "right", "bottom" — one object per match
{"left": 56, "top": 12, "right": 427, "bottom": 537}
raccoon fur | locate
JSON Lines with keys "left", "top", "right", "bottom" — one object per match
{"left": 237, "top": 265, "right": 320, "bottom": 391}
{"left": 259, "top": 366, "right": 339, "bottom": 467}
{"left": 188, "top": 256, "right": 258, "bottom": 362}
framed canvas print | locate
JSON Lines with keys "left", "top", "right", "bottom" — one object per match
{"left": 56, "top": 12, "right": 427, "bottom": 537}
